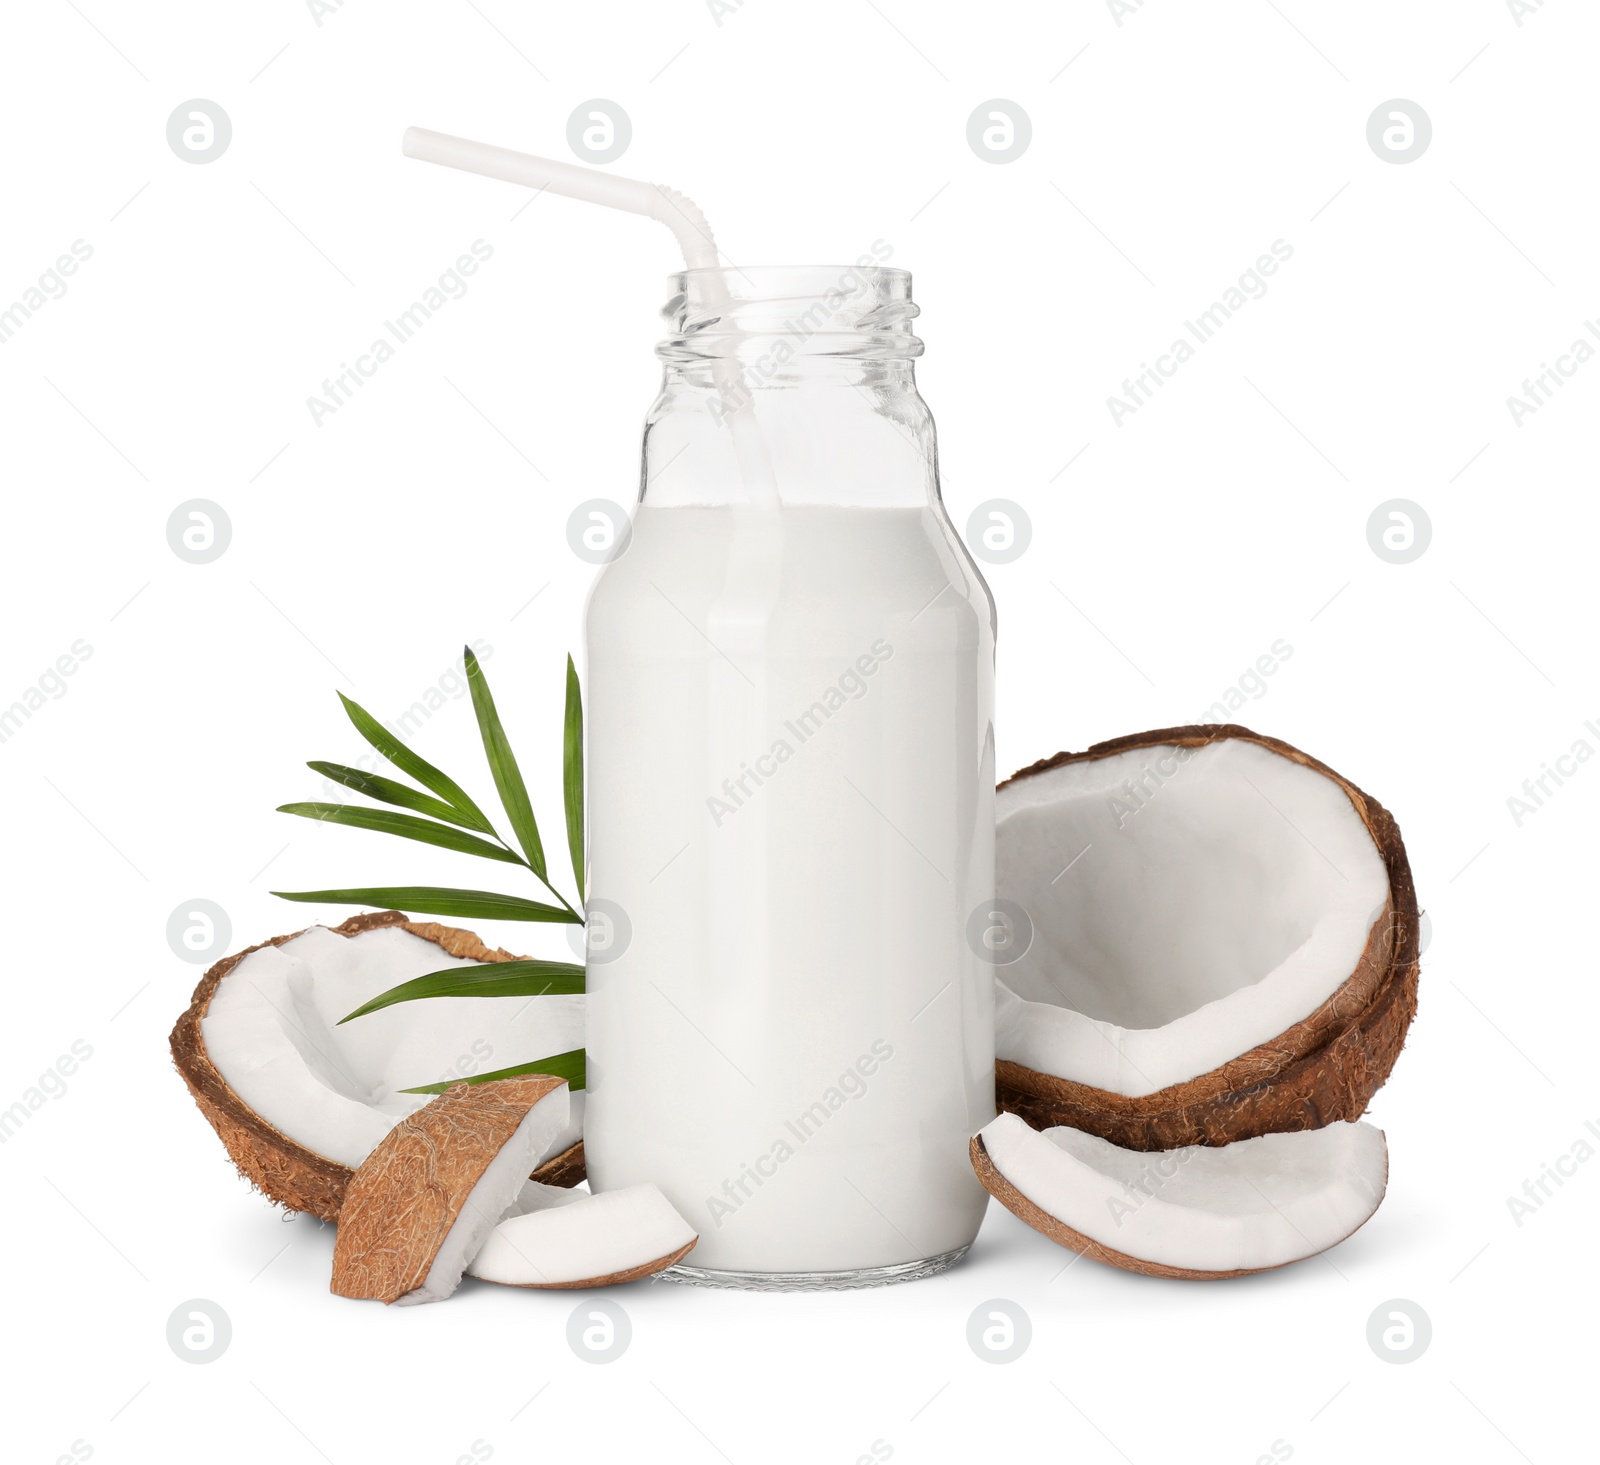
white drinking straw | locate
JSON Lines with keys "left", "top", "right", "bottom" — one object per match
{"left": 402, "top": 127, "right": 721, "bottom": 272}
{"left": 401, "top": 126, "right": 777, "bottom": 506}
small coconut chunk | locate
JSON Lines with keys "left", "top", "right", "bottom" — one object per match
{"left": 467, "top": 1184, "right": 697, "bottom": 1289}
{"left": 332, "top": 1076, "right": 569, "bottom": 1305}
{"left": 503, "top": 1180, "right": 589, "bottom": 1218}
{"left": 972, "top": 1112, "right": 1387, "bottom": 1278}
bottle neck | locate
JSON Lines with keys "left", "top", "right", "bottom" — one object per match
{"left": 663, "top": 356, "right": 919, "bottom": 423}
{"left": 643, "top": 267, "right": 937, "bottom": 511}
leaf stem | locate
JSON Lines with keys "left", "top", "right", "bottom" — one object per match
{"left": 536, "top": 872, "right": 583, "bottom": 921}
{"left": 486, "top": 828, "right": 582, "bottom": 920}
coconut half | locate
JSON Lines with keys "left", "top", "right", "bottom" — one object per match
{"left": 332, "top": 1076, "right": 569, "bottom": 1304}
{"left": 995, "top": 726, "right": 1419, "bottom": 1150}
{"left": 971, "top": 1111, "right": 1387, "bottom": 1278}
{"left": 467, "top": 1184, "right": 698, "bottom": 1289}
{"left": 169, "top": 910, "right": 585, "bottom": 1220}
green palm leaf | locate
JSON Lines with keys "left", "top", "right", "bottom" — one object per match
{"left": 401, "top": 1047, "right": 587, "bottom": 1094}
{"left": 563, "top": 654, "right": 585, "bottom": 898}
{"left": 277, "top": 803, "right": 522, "bottom": 864}
{"left": 308, "top": 761, "right": 485, "bottom": 832}
{"left": 271, "top": 886, "right": 581, "bottom": 923}
{"left": 338, "top": 692, "right": 495, "bottom": 834}
{"left": 464, "top": 646, "right": 546, "bottom": 878}
{"left": 339, "top": 959, "right": 585, "bottom": 1023}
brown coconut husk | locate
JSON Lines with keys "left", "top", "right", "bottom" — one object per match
{"left": 528, "top": 1140, "right": 587, "bottom": 1190}
{"left": 331, "top": 1075, "right": 565, "bottom": 1303}
{"left": 995, "top": 725, "right": 1420, "bottom": 1151}
{"left": 169, "top": 910, "right": 585, "bottom": 1220}
{"left": 968, "top": 1133, "right": 1385, "bottom": 1280}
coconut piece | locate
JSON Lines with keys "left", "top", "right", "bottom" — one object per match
{"left": 331, "top": 1076, "right": 569, "bottom": 1304}
{"left": 528, "top": 1140, "right": 586, "bottom": 1190}
{"left": 467, "top": 1184, "right": 697, "bottom": 1289}
{"left": 503, "top": 1179, "right": 590, "bottom": 1218}
{"left": 971, "top": 1111, "right": 1387, "bottom": 1278}
{"left": 995, "top": 726, "right": 1419, "bottom": 1149}
{"left": 169, "top": 910, "right": 586, "bottom": 1219}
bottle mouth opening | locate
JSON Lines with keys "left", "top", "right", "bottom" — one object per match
{"left": 669, "top": 264, "right": 911, "bottom": 291}
{"left": 660, "top": 265, "right": 921, "bottom": 363}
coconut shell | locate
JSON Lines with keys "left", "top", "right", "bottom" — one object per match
{"left": 169, "top": 910, "right": 586, "bottom": 1219}
{"left": 995, "top": 725, "right": 1420, "bottom": 1151}
{"left": 530, "top": 1140, "right": 587, "bottom": 1190}
{"left": 331, "top": 1076, "right": 565, "bottom": 1303}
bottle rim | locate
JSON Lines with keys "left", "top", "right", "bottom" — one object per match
{"left": 660, "top": 264, "right": 921, "bottom": 363}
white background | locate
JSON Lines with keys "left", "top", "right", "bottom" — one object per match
{"left": 3, "top": 1, "right": 1595, "bottom": 1461}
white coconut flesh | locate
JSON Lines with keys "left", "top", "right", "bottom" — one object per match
{"left": 977, "top": 1112, "right": 1387, "bottom": 1275}
{"left": 504, "top": 1179, "right": 589, "bottom": 1217}
{"left": 398, "top": 1085, "right": 572, "bottom": 1306}
{"left": 996, "top": 738, "right": 1390, "bottom": 1096}
{"left": 200, "top": 924, "right": 585, "bottom": 1168}
{"left": 468, "top": 1185, "right": 697, "bottom": 1288}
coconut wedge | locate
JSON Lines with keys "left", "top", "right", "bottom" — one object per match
{"left": 504, "top": 1179, "right": 590, "bottom": 1218}
{"left": 995, "top": 726, "right": 1419, "bottom": 1150}
{"left": 332, "top": 1076, "right": 569, "bottom": 1304}
{"left": 467, "top": 1184, "right": 698, "bottom": 1289}
{"left": 972, "top": 1111, "right": 1387, "bottom": 1278}
{"left": 169, "top": 911, "right": 585, "bottom": 1219}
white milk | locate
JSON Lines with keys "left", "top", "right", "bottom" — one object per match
{"left": 584, "top": 503, "right": 995, "bottom": 1277}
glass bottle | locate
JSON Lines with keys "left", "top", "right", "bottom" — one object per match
{"left": 583, "top": 264, "right": 995, "bottom": 1287}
